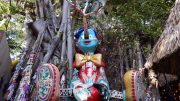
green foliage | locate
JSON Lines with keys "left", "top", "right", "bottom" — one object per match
{"left": 0, "top": 0, "right": 176, "bottom": 58}
{"left": 102, "top": 0, "right": 175, "bottom": 56}
{"left": 5, "top": 15, "right": 25, "bottom": 56}
{"left": 0, "top": 19, "right": 9, "bottom": 30}
{"left": 0, "top": 2, "right": 9, "bottom": 17}
{"left": 109, "top": 0, "right": 175, "bottom": 38}
{"left": 0, "top": 0, "right": 25, "bottom": 57}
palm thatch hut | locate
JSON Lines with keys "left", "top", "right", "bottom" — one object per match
{"left": 145, "top": 0, "right": 180, "bottom": 76}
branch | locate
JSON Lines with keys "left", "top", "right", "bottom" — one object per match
{"left": 66, "top": 0, "right": 83, "bottom": 15}
{"left": 85, "top": 1, "right": 102, "bottom": 17}
{"left": 43, "top": 36, "right": 62, "bottom": 63}
{"left": 83, "top": 0, "right": 89, "bottom": 14}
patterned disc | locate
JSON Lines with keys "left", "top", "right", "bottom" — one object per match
{"left": 36, "top": 63, "right": 60, "bottom": 101}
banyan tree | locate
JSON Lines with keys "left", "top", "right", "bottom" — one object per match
{"left": 4, "top": 0, "right": 75, "bottom": 100}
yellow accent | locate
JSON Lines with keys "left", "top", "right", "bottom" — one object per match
{"left": 75, "top": 53, "right": 102, "bottom": 67}
{"left": 124, "top": 70, "right": 134, "bottom": 101}
{"left": 12, "top": 59, "right": 19, "bottom": 67}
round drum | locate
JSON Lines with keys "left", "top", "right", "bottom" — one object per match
{"left": 36, "top": 63, "right": 60, "bottom": 101}
{"left": 124, "top": 70, "right": 143, "bottom": 101}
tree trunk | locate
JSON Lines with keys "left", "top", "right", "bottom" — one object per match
{"left": 37, "top": 0, "right": 45, "bottom": 19}
{"left": 124, "top": 47, "right": 130, "bottom": 71}
{"left": 60, "top": 0, "right": 68, "bottom": 63}
{"left": 67, "top": 3, "right": 73, "bottom": 83}
{"left": 136, "top": 41, "right": 143, "bottom": 68}
{"left": 129, "top": 48, "right": 133, "bottom": 68}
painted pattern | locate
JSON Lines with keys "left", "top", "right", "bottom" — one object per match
{"left": 36, "top": 63, "right": 60, "bottom": 101}
{"left": 124, "top": 70, "right": 143, "bottom": 101}
{"left": 69, "top": 28, "right": 110, "bottom": 101}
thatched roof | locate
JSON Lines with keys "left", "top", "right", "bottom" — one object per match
{"left": 145, "top": 0, "right": 180, "bottom": 75}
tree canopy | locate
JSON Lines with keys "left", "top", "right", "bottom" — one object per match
{"left": 0, "top": 0, "right": 175, "bottom": 58}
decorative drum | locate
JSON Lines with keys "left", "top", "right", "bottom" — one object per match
{"left": 124, "top": 70, "right": 143, "bottom": 101}
{"left": 36, "top": 63, "right": 60, "bottom": 101}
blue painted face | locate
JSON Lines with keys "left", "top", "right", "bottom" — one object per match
{"left": 77, "top": 29, "right": 99, "bottom": 54}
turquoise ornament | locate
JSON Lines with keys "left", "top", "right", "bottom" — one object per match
{"left": 76, "top": 28, "right": 99, "bottom": 54}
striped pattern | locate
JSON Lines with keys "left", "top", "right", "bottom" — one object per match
{"left": 124, "top": 70, "right": 143, "bottom": 101}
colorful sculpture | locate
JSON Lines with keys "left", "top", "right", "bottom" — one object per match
{"left": 4, "top": 1, "right": 159, "bottom": 101}
{"left": 69, "top": 28, "right": 110, "bottom": 101}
